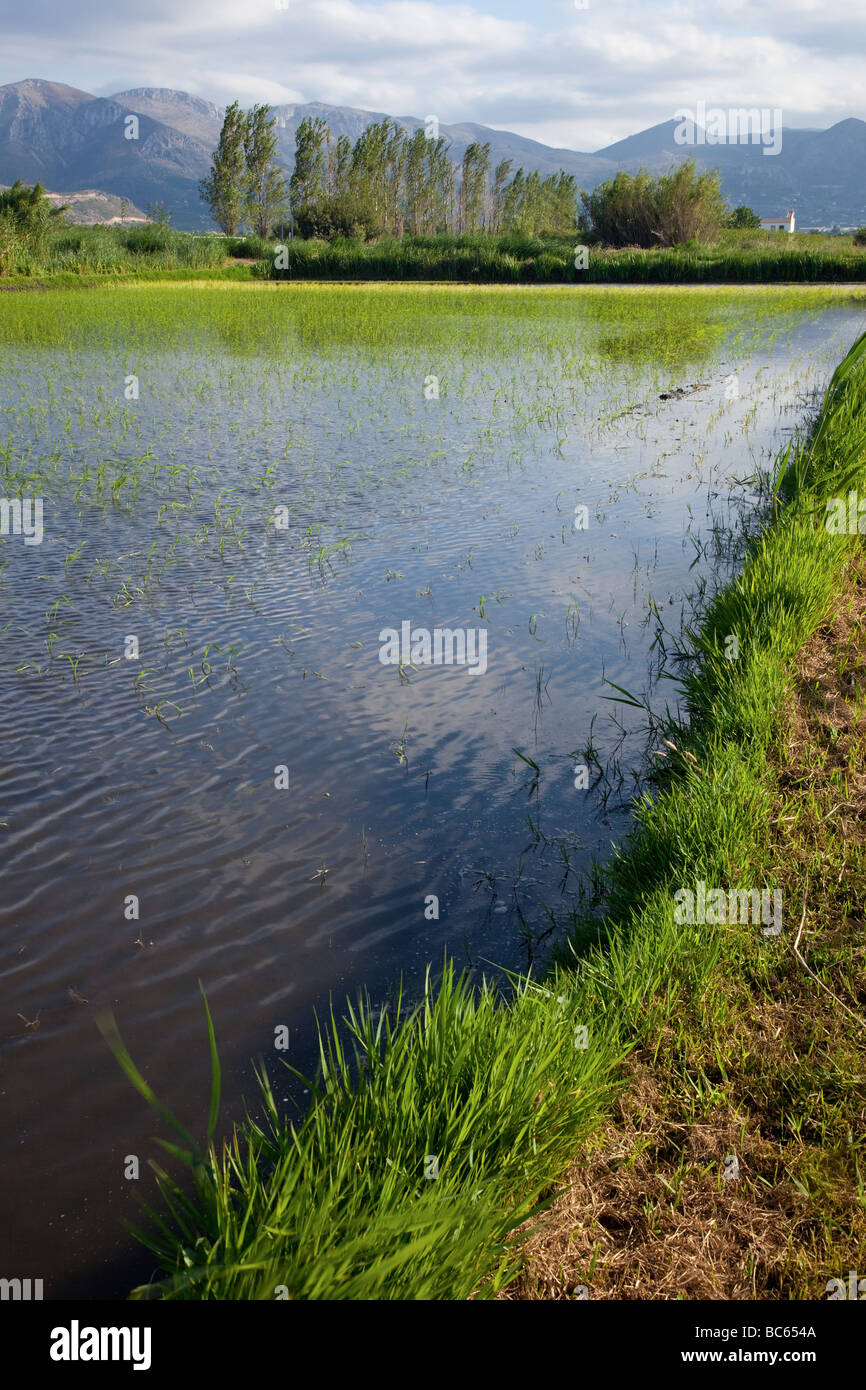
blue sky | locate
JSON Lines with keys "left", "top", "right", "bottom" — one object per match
{"left": 0, "top": 0, "right": 860, "bottom": 150}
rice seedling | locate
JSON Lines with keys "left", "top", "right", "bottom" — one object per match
{"left": 144, "top": 699, "right": 183, "bottom": 728}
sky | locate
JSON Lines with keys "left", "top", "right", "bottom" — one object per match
{"left": 0, "top": 0, "right": 861, "bottom": 151}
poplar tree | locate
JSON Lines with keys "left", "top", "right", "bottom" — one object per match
{"left": 244, "top": 104, "right": 289, "bottom": 238}
{"left": 459, "top": 142, "right": 490, "bottom": 233}
{"left": 491, "top": 159, "right": 513, "bottom": 233}
{"left": 199, "top": 101, "right": 248, "bottom": 234}
{"left": 403, "top": 129, "right": 428, "bottom": 234}
{"left": 290, "top": 116, "right": 328, "bottom": 210}
{"left": 427, "top": 137, "right": 456, "bottom": 233}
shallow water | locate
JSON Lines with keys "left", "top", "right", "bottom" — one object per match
{"left": 1, "top": 283, "right": 864, "bottom": 1296}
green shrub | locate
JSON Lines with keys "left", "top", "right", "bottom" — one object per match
{"left": 725, "top": 206, "right": 762, "bottom": 230}
{"left": 294, "top": 194, "right": 382, "bottom": 242}
{"left": 582, "top": 161, "right": 726, "bottom": 248}
{"left": 122, "top": 223, "right": 174, "bottom": 254}
{"left": 533, "top": 251, "right": 567, "bottom": 281}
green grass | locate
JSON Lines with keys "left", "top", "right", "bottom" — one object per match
{"left": 0, "top": 221, "right": 227, "bottom": 277}
{"left": 258, "top": 230, "right": 866, "bottom": 284}
{"left": 0, "top": 277, "right": 855, "bottom": 358}
{"left": 2, "top": 222, "right": 865, "bottom": 284}
{"left": 94, "top": 317, "right": 866, "bottom": 1299}
{"left": 103, "top": 967, "right": 624, "bottom": 1299}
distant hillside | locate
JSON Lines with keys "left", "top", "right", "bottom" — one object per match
{"left": 0, "top": 79, "right": 210, "bottom": 226}
{"left": 50, "top": 189, "right": 148, "bottom": 224}
{"left": 0, "top": 180, "right": 148, "bottom": 225}
{"left": 110, "top": 88, "right": 225, "bottom": 145}
{"left": 0, "top": 79, "right": 864, "bottom": 230}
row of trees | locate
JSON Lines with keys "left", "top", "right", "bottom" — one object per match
{"left": 200, "top": 104, "right": 581, "bottom": 239}
{"left": 200, "top": 103, "right": 775, "bottom": 248}
{"left": 199, "top": 102, "right": 289, "bottom": 237}
{"left": 290, "top": 116, "right": 580, "bottom": 237}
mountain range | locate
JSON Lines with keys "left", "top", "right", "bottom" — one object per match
{"left": 1, "top": 79, "right": 863, "bottom": 230}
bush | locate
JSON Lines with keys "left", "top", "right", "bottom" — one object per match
{"left": 175, "top": 234, "right": 225, "bottom": 268}
{"left": 49, "top": 225, "right": 127, "bottom": 272}
{"left": 582, "top": 161, "right": 726, "bottom": 248}
{"left": 0, "top": 179, "right": 67, "bottom": 270}
{"left": 533, "top": 251, "right": 567, "bottom": 281}
{"left": 0, "top": 179, "right": 63, "bottom": 235}
{"left": 293, "top": 194, "right": 383, "bottom": 242}
{"left": 0, "top": 215, "right": 20, "bottom": 274}
{"left": 854, "top": 228, "right": 866, "bottom": 247}
{"left": 496, "top": 231, "right": 549, "bottom": 258}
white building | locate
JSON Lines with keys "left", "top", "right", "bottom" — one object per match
{"left": 760, "top": 210, "right": 796, "bottom": 233}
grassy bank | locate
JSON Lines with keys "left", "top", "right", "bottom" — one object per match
{"left": 507, "top": 568, "right": 866, "bottom": 1296}
{"left": 103, "top": 321, "right": 866, "bottom": 1300}
{"left": 2, "top": 223, "right": 866, "bottom": 285}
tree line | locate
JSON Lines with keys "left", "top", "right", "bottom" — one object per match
{"left": 289, "top": 115, "right": 580, "bottom": 237}
{"left": 200, "top": 102, "right": 771, "bottom": 248}
{"left": 200, "top": 104, "right": 580, "bottom": 239}
{"left": 199, "top": 102, "right": 290, "bottom": 238}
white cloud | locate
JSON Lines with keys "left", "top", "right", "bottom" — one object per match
{"left": 1, "top": 0, "right": 863, "bottom": 150}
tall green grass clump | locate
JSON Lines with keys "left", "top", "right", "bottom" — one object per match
{"left": 2, "top": 218, "right": 227, "bottom": 276}
{"left": 103, "top": 967, "right": 623, "bottom": 1299}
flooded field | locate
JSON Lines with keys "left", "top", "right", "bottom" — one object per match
{"left": 1, "top": 282, "right": 864, "bottom": 1296}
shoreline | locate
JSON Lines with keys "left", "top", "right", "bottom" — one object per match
{"left": 4, "top": 271, "right": 866, "bottom": 292}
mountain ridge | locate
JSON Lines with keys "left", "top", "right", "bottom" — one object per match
{"left": 1, "top": 79, "right": 863, "bottom": 230}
